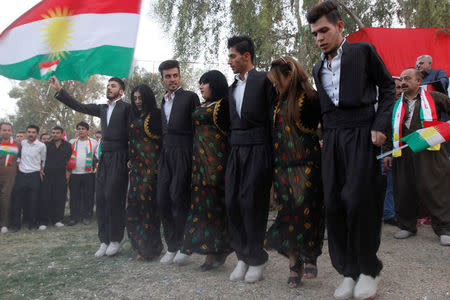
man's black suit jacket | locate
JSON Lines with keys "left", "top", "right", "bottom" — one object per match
{"left": 312, "top": 41, "right": 395, "bottom": 133}
{"left": 161, "top": 88, "right": 200, "bottom": 136}
{"left": 228, "top": 68, "right": 275, "bottom": 131}
{"left": 55, "top": 89, "right": 130, "bottom": 152}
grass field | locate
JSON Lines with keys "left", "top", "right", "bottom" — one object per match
{"left": 1, "top": 215, "right": 449, "bottom": 300}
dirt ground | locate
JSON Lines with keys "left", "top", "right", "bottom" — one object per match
{"left": 0, "top": 216, "right": 449, "bottom": 300}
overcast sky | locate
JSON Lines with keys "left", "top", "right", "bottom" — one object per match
{"left": 0, "top": 0, "right": 173, "bottom": 119}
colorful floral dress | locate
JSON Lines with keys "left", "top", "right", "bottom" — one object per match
{"left": 126, "top": 111, "right": 163, "bottom": 260}
{"left": 181, "top": 99, "right": 232, "bottom": 255}
{"left": 265, "top": 93, "right": 325, "bottom": 261}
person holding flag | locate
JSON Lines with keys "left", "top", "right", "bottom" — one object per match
{"left": 383, "top": 67, "right": 450, "bottom": 246}
{"left": 49, "top": 75, "right": 131, "bottom": 257}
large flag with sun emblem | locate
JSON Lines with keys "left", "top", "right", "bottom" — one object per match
{"left": 0, "top": 0, "right": 141, "bottom": 82}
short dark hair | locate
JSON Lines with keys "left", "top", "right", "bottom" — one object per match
{"left": 52, "top": 126, "right": 64, "bottom": 133}
{"left": 76, "top": 121, "right": 90, "bottom": 130}
{"left": 158, "top": 60, "right": 180, "bottom": 76}
{"left": 40, "top": 133, "right": 50, "bottom": 139}
{"left": 306, "top": 0, "right": 341, "bottom": 25}
{"left": 109, "top": 77, "right": 125, "bottom": 91}
{"left": 17, "top": 130, "right": 26, "bottom": 134}
{"left": 198, "top": 70, "right": 229, "bottom": 102}
{"left": 227, "top": 35, "right": 255, "bottom": 63}
{"left": 27, "top": 124, "right": 40, "bottom": 133}
{"left": 0, "top": 122, "right": 12, "bottom": 129}
{"left": 95, "top": 130, "right": 102, "bottom": 135}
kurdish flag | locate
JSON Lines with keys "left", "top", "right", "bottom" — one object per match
{"left": 0, "top": 0, "right": 141, "bottom": 82}
{"left": 401, "top": 122, "right": 450, "bottom": 153}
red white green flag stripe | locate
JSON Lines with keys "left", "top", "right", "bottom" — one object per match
{"left": 0, "top": 0, "right": 141, "bottom": 82}
{"left": 401, "top": 121, "right": 450, "bottom": 153}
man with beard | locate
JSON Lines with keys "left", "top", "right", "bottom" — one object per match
{"left": 49, "top": 75, "right": 130, "bottom": 257}
{"left": 225, "top": 35, "right": 275, "bottom": 283}
{"left": 0, "top": 122, "right": 19, "bottom": 233}
{"left": 307, "top": 1, "right": 394, "bottom": 299}
{"left": 10, "top": 125, "right": 46, "bottom": 232}
{"left": 39, "top": 126, "right": 72, "bottom": 230}
{"left": 157, "top": 60, "right": 200, "bottom": 265}
{"left": 383, "top": 67, "right": 450, "bottom": 246}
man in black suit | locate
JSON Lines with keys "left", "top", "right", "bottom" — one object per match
{"left": 157, "top": 60, "right": 200, "bottom": 265}
{"left": 49, "top": 75, "right": 130, "bottom": 258}
{"left": 307, "top": 1, "right": 394, "bottom": 299}
{"left": 226, "top": 35, "right": 275, "bottom": 283}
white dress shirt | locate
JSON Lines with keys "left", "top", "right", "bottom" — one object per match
{"left": 106, "top": 99, "right": 120, "bottom": 126}
{"left": 69, "top": 138, "right": 98, "bottom": 174}
{"left": 320, "top": 39, "right": 346, "bottom": 106}
{"left": 18, "top": 139, "right": 46, "bottom": 173}
{"left": 233, "top": 71, "right": 249, "bottom": 117}
{"left": 163, "top": 87, "right": 181, "bottom": 123}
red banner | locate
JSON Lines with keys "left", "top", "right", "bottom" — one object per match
{"left": 347, "top": 27, "right": 450, "bottom": 77}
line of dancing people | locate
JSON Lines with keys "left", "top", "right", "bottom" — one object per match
{"left": 40, "top": 1, "right": 449, "bottom": 299}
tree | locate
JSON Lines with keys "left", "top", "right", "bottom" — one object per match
{"left": 8, "top": 76, "right": 104, "bottom": 139}
{"left": 153, "top": 0, "right": 397, "bottom": 75}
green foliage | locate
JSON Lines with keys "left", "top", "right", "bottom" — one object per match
{"left": 8, "top": 76, "right": 103, "bottom": 139}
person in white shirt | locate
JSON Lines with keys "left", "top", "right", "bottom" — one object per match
{"left": 67, "top": 121, "right": 98, "bottom": 226}
{"left": 9, "top": 125, "right": 46, "bottom": 232}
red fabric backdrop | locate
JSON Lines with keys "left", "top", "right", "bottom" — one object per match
{"left": 346, "top": 27, "right": 450, "bottom": 77}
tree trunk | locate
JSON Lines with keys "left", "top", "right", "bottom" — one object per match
{"left": 336, "top": 0, "right": 366, "bottom": 29}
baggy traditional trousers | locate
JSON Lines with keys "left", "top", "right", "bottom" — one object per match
{"left": 322, "top": 127, "right": 384, "bottom": 280}
{"left": 96, "top": 151, "right": 128, "bottom": 244}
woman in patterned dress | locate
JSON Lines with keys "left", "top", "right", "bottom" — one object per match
{"left": 126, "top": 84, "right": 163, "bottom": 260}
{"left": 180, "top": 70, "right": 232, "bottom": 271}
{"left": 265, "top": 57, "right": 325, "bottom": 288}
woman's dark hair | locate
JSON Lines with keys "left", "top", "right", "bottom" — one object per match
{"left": 198, "top": 70, "right": 228, "bottom": 102}
{"left": 130, "top": 84, "right": 157, "bottom": 117}
{"left": 268, "top": 56, "right": 319, "bottom": 124}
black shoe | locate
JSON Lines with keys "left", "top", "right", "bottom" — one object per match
{"left": 200, "top": 263, "right": 214, "bottom": 272}
{"left": 67, "top": 220, "right": 77, "bottom": 226}
{"left": 384, "top": 217, "right": 398, "bottom": 226}
{"left": 82, "top": 218, "right": 90, "bottom": 225}
{"left": 9, "top": 227, "right": 19, "bottom": 233}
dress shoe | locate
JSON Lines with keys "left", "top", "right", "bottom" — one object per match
{"left": 1, "top": 226, "right": 8, "bottom": 233}
{"left": 160, "top": 251, "right": 176, "bottom": 264}
{"left": 353, "top": 274, "right": 380, "bottom": 299}
{"left": 229, "top": 260, "right": 248, "bottom": 281}
{"left": 333, "top": 277, "right": 355, "bottom": 300}
{"left": 440, "top": 234, "right": 450, "bottom": 246}
{"left": 94, "top": 243, "right": 108, "bottom": 257}
{"left": 105, "top": 242, "right": 121, "bottom": 256}
{"left": 38, "top": 225, "right": 47, "bottom": 231}
{"left": 383, "top": 217, "right": 398, "bottom": 226}
{"left": 394, "top": 229, "right": 415, "bottom": 239}
{"left": 245, "top": 264, "right": 265, "bottom": 283}
{"left": 173, "top": 250, "right": 190, "bottom": 265}
{"left": 54, "top": 222, "right": 64, "bottom": 228}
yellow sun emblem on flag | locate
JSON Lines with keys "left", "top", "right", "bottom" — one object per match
{"left": 41, "top": 7, "right": 75, "bottom": 60}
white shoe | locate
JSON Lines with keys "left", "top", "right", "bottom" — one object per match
{"left": 54, "top": 222, "right": 64, "bottom": 228}
{"left": 333, "top": 277, "right": 355, "bottom": 300}
{"left": 160, "top": 251, "right": 176, "bottom": 264}
{"left": 173, "top": 250, "right": 190, "bottom": 265}
{"left": 353, "top": 274, "right": 380, "bottom": 299}
{"left": 1, "top": 226, "right": 8, "bottom": 233}
{"left": 440, "top": 235, "right": 450, "bottom": 246}
{"left": 394, "top": 229, "right": 414, "bottom": 239}
{"left": 229, "top": 260, "right": 248, "bottom": 281}
{"left": 105, "top": 242, "right": 121, "bottom": 256}
{"left": 245, "top": 264, "right": 265, "bottom": 283}
{"left": 38, "top": 225, "right": 47, "bottom": 230}
{"left": 94, "top": 243, "right": 108, "bottom": 258}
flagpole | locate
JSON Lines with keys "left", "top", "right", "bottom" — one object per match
{"left": 376, "top": 144, "right": 409, "bottom": 160}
